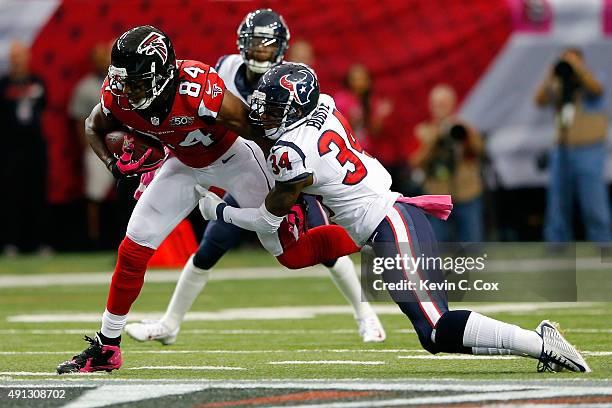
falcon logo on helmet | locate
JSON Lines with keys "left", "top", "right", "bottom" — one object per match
{"left": 136, "top": 32, "right": 168, "bottom": 64}
{"left": 279, "top": 70, "right": 316, "bottom": 106}
{"left": 109, "top": 25, "right": 177, "bottom": 110}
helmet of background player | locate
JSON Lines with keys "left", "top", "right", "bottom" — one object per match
{"left": 237, "top": 8, "right": 290, "bottom": 75}
{"left": 108, "top": 25, "right": 177, "bottom": 110}
{"left": 249, "top": 63, "right": 319, "bottom": 140}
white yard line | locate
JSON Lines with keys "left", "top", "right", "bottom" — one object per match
{"left": 0, "top": 372, "right": 102, "bottom": 376}
{"left": 0, "top": 328, "right": 358, "bottom": 335}
{"left": 0, "top": 349, "right": 424, "bottom": 355}
{"left": 398, "top": 355, "right": 519, "bottom": 360}
{"left": 6, "top": 302, "right": 599, "bottom": 323}
{"left": 2, "top": 327, "right": 611, "bottom": 336}
{"left": 127, "top": 365, "right": 245, "bottom": 371}
{"left": 0, "top": 349, "right": 608, "bottom": 356}
{"left": 566, "top": 328, "right": 612, "bottom": 333}
{"left": 0, "top": 266, "right": 330, "bottom": 288}
{"left": 268, "top": 360, "right": 385, "bottom": 365}
{"left": 4, "top": 378, "right": 610, "bottom": 393}
{"left": 0, "top": 256, "right": 608, "bottom": 289}
{"left": 398, "top": 351, "right": 612, "bottom": 359}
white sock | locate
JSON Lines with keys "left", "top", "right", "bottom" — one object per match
{"left": 327, "top": 256, "right": 370, "bottom": 319}
{"left": 160, "top": 255, "right": 210, "bottom": 331}
{"left": 463, "top": 312, "right": 542, "bottom": 358}
{"left": 101, "top": 309, "right": 127, "bottom": 338}
{"left": 472, "top": 347, "right": 518, "bottom": 356}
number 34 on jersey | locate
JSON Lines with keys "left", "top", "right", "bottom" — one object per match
{"left": 266, "top": 108, "right": 372, "bottom": 186}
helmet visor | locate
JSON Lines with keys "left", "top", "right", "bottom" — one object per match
{"left": 249, "top": 90, "right": 296, "bottom": 138}
{"left": 239, "top": 34, "right": 283, "bottom": 73}
{"left": 108, "top": 65, "right": 155, "bottom": 109}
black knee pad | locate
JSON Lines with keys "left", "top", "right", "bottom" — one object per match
{"left": 419, "top": 335, "right": 442, "bottom": 355}
{"left": 395, "top": 302, "right": 442, "bottom": 355}
{"left": 433, "top": 310, "right": 473, "bottom": 354}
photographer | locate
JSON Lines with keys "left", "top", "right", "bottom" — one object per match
{"left": 534, "top": 47, "right": 611, "bottom": 245}
{"left": 411, "top": 84, "right": 484, "bottom": 243}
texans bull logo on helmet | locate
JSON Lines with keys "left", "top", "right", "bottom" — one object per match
{"left": 136, "top": 32, "right": 168, "bottom": 64}
{"left": 279, "top": 69, "right": 316, "bottom": 106}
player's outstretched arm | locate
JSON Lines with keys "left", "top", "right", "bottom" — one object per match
{"left": 217, "top": 90, "right": 264, "bottom": 141}
{"left": 199, "top": 175, "right": 313, "bottom": 234}
{"left": 85, "top": 103, "right": 123, "bottom": 169}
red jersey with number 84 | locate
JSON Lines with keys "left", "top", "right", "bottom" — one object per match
{"left": 101, "top": 60, "right": 237, "bottom": 168}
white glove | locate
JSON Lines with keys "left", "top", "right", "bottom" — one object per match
{"left": 196, "top": 186, "right": 225, "bottom": 221}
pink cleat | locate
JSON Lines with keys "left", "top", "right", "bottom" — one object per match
{"left": 56, "top": 334, "right": 122, "bottom": 374}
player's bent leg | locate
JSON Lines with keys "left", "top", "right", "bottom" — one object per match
{"left": 376, "top": 202, "right": 590, "bottom": 371}
{"left": 372, "top": 203, "right": 449, "bottom": 353}
{"left": 57, "top": 236, "right": 153, "bottom": 374}
{"left": 59, "top": 158, "right": 200, "bottom": 373}
{"left": 126, "top": 195, "right": 244, "bottom": 345}
{"left": 127, "top": 139, "right": 265, "bottom": 347}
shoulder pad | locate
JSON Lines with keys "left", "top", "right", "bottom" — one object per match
{"left": 267, "top": 141, "right": 311, "bottom": 183}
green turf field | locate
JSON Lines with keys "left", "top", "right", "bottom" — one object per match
{"left": 0, "top": 250, "right": 610, "bottom": 407}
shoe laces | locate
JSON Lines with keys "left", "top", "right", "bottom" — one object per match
{"left": 538, "top": 325, "right": 574, "bottom": 372}
{"left": 71, "top": 335, "right": 101, "bottom": 363}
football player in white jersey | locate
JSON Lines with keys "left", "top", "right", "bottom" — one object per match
{"left": 199, "top": 63, "right": 591, "bottom": 373}
{"left": 125, "top": 9, "right": 385, "bottom": 346}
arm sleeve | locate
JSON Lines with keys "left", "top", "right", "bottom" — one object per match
{"left": 222, "top": 202, "right": 284, "bottom": 234}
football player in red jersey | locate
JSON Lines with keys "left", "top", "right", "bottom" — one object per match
{"left": 125, "top": 9, "right": 385, "bottom": 347}
{"left": 56, "top": 25, "right": 276, "bottom": 374}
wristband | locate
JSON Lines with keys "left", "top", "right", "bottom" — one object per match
{"left": 105, "top": 157, "right": 116, "bottom": 171}
{"left": 216, "top": 202, "right": 227, "bottom": 221}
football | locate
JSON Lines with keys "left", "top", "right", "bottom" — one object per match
{"left": 104, "top": 130, "right": 165, "bottom": 172}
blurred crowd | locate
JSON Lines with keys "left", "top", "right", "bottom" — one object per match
{"left": 1, "top": 36, "right": 610, "bottom": 255}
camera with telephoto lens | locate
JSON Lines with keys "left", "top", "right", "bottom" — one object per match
{"left": 448, "top": 123, "right": 468, "bottom": 142}
{"left": 428, "top": 122, "right": 468, "bottom": 179}
{"left": 554, "top": 60, "right": 575, "bottom": 82}
{"left": 553, "top": 59, "right": 580, "bottom": 105}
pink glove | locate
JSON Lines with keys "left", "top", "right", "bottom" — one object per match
{"left": 277, "top": 203, "right": 307, "bottom": 248}
{"left": 134, "top": 170, "right": 157, "bottom": 200}
{"left": 109, "top": 138, "right": 161, "bottom": 179}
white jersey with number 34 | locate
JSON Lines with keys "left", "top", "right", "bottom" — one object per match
{"left": 266, "top": 94, "right": 400, "bottom": 245}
